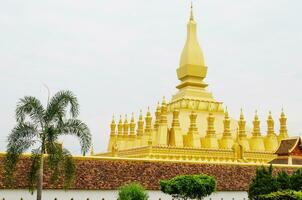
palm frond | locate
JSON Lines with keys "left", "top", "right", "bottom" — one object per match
{"left": 16, "top": 96, "right": 45, "bottom": 124}
{"left": 58, "top": 119, "right": 91, "bottom": 155}
{"left": 46, "top": 144, "right": 75, "bottom": 188}
{"left": 47, "top": 142, "right": 64, "bottom": 184}
{"left": 28, "top": 148, "right": 41, "bottom": 193}
{"left": 45, "top": 91, "right": 79, "bottom": 122}
{"left": 5, "top": 123, "right": 38, "bottom": 186}
{"left": 63, "top": 149, "right": 75, "bottom": 189}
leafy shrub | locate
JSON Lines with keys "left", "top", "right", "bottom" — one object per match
{"left": 248, "top": 165, "right": 279, "bottom": 200}
{"left": 160, "top": 174, "right": 216, "bottom": 200}
{"left": 290, "top": 169, "right": 302, "bottom": 191}
{"left": 258, "top": 190, "right": 302, "bottom": 200}
{"left": 276, "top": 171, "right": 291, "bottom": 190}
{"left": 118, "top": 183, "right": 148, "bottom": 200}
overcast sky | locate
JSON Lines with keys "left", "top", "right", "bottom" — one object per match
{"left": 0, "top": 0, "right": 301, "bottom": 154}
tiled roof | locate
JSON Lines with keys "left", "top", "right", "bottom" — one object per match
{"left": 275, "top": 138, "right": 300, "bottom": 155}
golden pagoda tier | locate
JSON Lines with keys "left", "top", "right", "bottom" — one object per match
{"left": 97, "top": 4, "right": 289, "bottom": 164}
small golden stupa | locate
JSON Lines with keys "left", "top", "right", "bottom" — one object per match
{"left": 97, "top": 4, "right": 289, "bottom": 164}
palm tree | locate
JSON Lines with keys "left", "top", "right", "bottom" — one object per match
{"left": 4, "top": 90, "right": 92, "bottom": 200}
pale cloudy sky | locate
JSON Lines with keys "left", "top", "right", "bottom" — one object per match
{"left": 0, "top": 0, "right": 301, "bottom": 154}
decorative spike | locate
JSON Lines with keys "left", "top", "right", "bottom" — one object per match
{"left": 130, "top": 112, "right": 136, "bottom": 135}
{"left": 279, "top": 109, "right": 288, "bottom": 138}
{"left": 145, "top": 107, "right": 152, "bottom": 133}
{"left": 110, "top": 115, "right": 116, "bottom": 135}
{"left": 154, "top": 102, "right": 161, "bottom": 129}
{"left": 137, "top": 110, "right": 144, "bottom": 136}
{"left": 118, "top": 115, "right": 123, "bottom": 135}
{"left": 123, "top": 114, "right": 129, "bottom": 135}
{"left": 267, "top": 111, "right": 274, "bottom": 136}
{"left": 160, "top": 98, "right": 167, "bottom": 124}
{"left": 190, "top": 1, "right": 194, "bottom": 21}
{"left": 238, "top": 109, "right": 246, "bottom": 137}
{"left": 252, "top": 110, "right": 261, "bottom": 137}
{"left": 223, "top": 108, "right": 231, "bottom": 137}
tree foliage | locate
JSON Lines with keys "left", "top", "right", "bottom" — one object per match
{"left": 258, "top": 190, "right": 302, "bottom": 200}
{"left": 118, "top": 183, "right": 148, "bottom": 200}
{"left": 249, "top": 165, "right": 302, "bottom": 200}
{"left": 276, "top": 171, "right": 291, "bottom": 191}
{"left": 248, "top": 165, "right": 279, "bottom": 200}
{"left": 4, "top": 90, "right": 91, "bottom": 198}
{"left": 160, "top": 174, "right": 216, "bottom": 200}
{"left": 290, "top": 169, "right": 302, "bottom": 191}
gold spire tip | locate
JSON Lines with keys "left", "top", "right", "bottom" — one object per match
{"left": 190, "top": 0, "right": 194, "bottom": 21}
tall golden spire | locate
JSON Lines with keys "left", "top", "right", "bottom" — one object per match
{"left": 179, "top": 2, "right": 205, "bottom": 68}
{"left": 173, "top": 2, "right": 214, "bottom": 102}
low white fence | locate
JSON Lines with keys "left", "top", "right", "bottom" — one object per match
{"left": 0, "top": 190, "right": 248, "bottom": 200}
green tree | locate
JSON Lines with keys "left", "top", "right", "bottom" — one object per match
{"left": 290, "top": 169, "right": 302, "bottom": 191}
{"left": 4, "top": 90, "right": 92, "bottom": 200}
{"left": 276, "top": 171, "right": 291, "bottom": 190}
{"left": 118, "top": 183, "right": 148, "bottom": 200}
{"left": 248, "top": 165, "right": 279, "bottom": 200}
{"left": 160, "top": 174, "right": 216, "bottom": 200}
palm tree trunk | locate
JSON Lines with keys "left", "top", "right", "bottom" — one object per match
{"left": 36, "top": 153, "right": 44, "bottom": 200}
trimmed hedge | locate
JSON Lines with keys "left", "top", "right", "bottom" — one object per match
{"left": 160, "top": 174, "right": 216, "bottom": 200}
{"left": 259, "top": 190, "right": 302, "bottom": 200}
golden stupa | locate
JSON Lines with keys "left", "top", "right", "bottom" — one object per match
{"left": 97, "top": 4, "right": 289, "bottom": 164}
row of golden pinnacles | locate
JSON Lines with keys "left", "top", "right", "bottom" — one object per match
{"left": 98, "top": 97, "right": 288, "bottom": 164}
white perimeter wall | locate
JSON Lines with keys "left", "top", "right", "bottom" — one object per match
{"left": 0, "top": 190, "right": 248, "bottom": 200}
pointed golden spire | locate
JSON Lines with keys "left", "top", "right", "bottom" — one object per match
{"left": 160, "top": 97, "right": 167, "bottom": 125}
{"left": 154, "top": 102, "right": 161, "bottom": 129}
{"left": 267, "top": 111, "right": 275, "bottom": 136}
{"left": 137, "top": 110, "right": 144, "bottom": 136}
{"left": 252, "top": 110, "right": 261, "bottom": 137}
{"left": 223, "top": 107, "right": 231, "bottom": 137}
{"left": 110, "top": 114, "right": 116, "bottom": 135}
{"left": 145, "top": 107, "right": 152, "bottom": 133}
{"left": 130, "top": 112, "right": 136, "bottom": 135}
{"left": 123, "top": 114, "right": 129, "bottom": 135}
{"left": 118, "top": 115, "right": 123, "bottom": 135}
{"left": 238, "top": 109, "right": 246, "bottom": 137}
{"left": 279, "top": 109, "right": 288, "bottom": 139}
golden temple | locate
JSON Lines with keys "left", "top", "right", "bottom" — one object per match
{"left": 97, "top": 4, "right": 289, "bottom": 164}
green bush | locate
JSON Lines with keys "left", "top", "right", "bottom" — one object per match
{"left": 160, "top": 174, "right": 216, "bottom": 200}
{"left": 258, "top": 190, "right": 302, "bottom": 200}
{"left": 291, "top": 169, "right": 302, "bottom": 191}
{"left": 276, "top": 171, "right": 291, "bottom": 190}
{"left": 248, "top": 165, "right": 279, "bottom": 200}
{"left": 117, "top": 183, "right": 148, "bottom": 200}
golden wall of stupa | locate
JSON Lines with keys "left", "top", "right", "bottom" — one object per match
{"left": 97, "top": 5, "right": 289, "bottom": 164}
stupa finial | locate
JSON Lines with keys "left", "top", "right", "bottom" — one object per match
{"left": 190, "top": 1, "right": 194, "bottom": 21}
